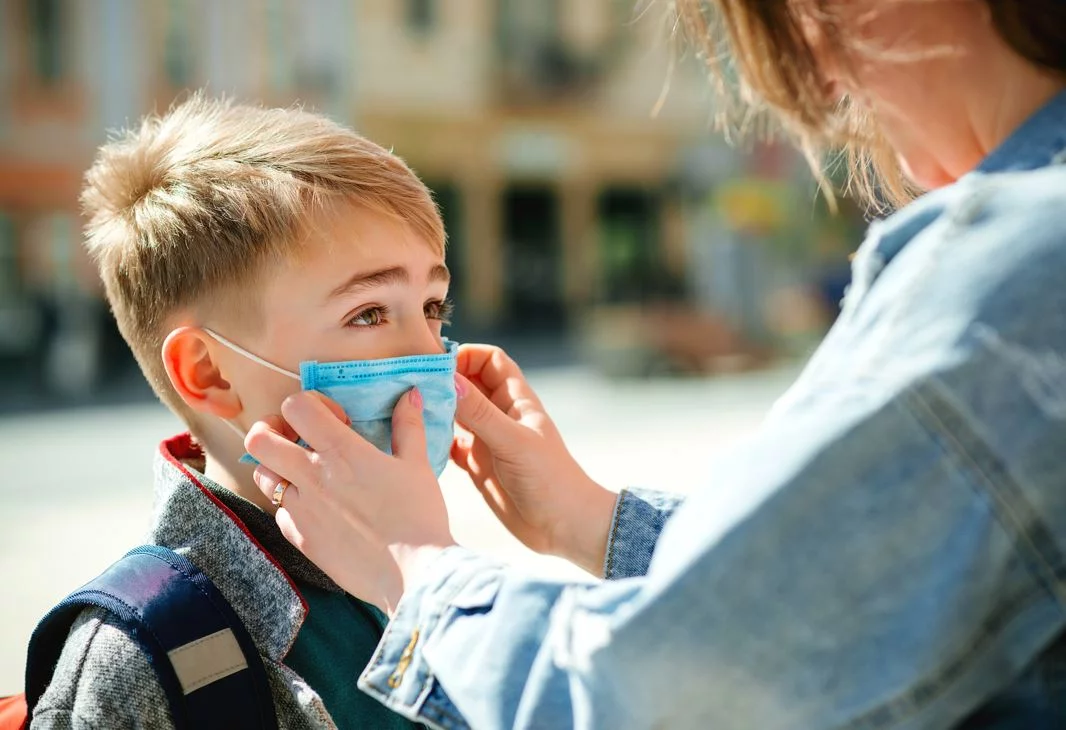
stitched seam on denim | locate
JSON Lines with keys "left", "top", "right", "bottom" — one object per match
{"left": 411, "top": 704, "right": 452, "bottom": 730}
{"left": 363, "top": 553, "right": 481, "bottom": 699}
{"left": 364, "top": 617, "right": 402, "bottom": 691}
{"left": 417, "top": 680, "right": 468, "bottom": 729}
{"left": 853, "top": 203, "right": 970, "bottom": 378}
{"left": 366, "top": 664, "right": 453, "bottom": 729}
{"left": 603, "top": 490, "right": 629, "bottom": 580}
{"left": 410, "top": 675, "right": 446, "bottom": 726}
{"left": 830, "top": 383, "right": 1064, "bottom": 729}
{"left": 829, "top": 383, "right": 1066, "bottom": 728}
{"left": 841, "top": 585, "right": 1057, "bottom": 729}
{"left": 908, "top": 378, "right": 1066, "bottom": 603}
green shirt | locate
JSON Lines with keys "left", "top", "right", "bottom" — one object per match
{"left": 285, "top": 584, "right": 419, "bottom": 729}
{"left": 209, "top": 483, "right": 420, "bottom": 729}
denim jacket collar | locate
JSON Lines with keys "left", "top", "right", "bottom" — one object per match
{"left": 848, "top": 89, "right": 1066, "bottom": 303}
{"left": 975, "top": 88, "right": 1066, "bottom": 174}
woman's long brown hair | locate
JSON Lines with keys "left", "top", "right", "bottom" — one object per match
{"left": 673, "top": 0, "right": 1066, "bottom": 210}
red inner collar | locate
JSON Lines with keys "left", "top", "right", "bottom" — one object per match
{"left": 159, "top": 433, "right": 308, "bottom": 613}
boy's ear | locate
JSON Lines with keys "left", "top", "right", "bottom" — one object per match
{"left": 162, "top": 327, "right": 242, "bottom": 419}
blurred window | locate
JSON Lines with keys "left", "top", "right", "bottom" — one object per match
{"left": 26, "top": 0, "right": 64, "bottom": 84}
{"left": 164, "top": 0, "right": 193, "bottom": 87}
{"left": 293, "top": 0, "right": 340, "bottom": 97}
{"left": 266, "top": 0, "right": 294, "bottom": 91}
{"left": 502, "top": 185, "right": 566, "bottom": 331}
{"left": 0, "top": 213, "right": 19, "bottom": 301}
{"left": 406, "top": 0, "right": 436, "bottom": 34}
{"left": 46, "top": 212, "right": 75, "bottom": 296}
{"left": 496, "top": 0, "right": 560, "bottom": 52}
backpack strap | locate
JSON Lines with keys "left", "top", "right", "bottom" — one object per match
{"left": 24, "top": 546, "right": 278, "bottom": 730}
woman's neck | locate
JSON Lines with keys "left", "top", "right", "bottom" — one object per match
{"left": 969, "top": 63, "right": 1066, "bottom": 165}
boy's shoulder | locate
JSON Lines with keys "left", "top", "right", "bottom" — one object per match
{"left": 31, "top": 606, "right": 169, "bottom": 729}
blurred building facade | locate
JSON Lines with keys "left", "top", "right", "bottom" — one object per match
{"left": 0, "top": 0, "right": 840, "bottom": 396}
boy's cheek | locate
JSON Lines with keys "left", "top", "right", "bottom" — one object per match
{"left": 235, "top": 374, "right": 302, "bottom": 424}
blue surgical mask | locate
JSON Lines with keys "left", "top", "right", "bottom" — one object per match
{"left": 205, "top": 330, "right": 458, "bottom": 476}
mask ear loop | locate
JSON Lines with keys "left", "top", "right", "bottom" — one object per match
{"left": 223, "top": 418, "right": 249, "bottom": 441}
{"left": 202, "top": 328, "right": 301, "bottom": 380}
{"left": 201, "top": 328, "right": 301, "bottom": 448}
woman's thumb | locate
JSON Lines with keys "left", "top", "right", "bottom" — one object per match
{"left": 454, "top": 374, "right": 518, "bottom": 450}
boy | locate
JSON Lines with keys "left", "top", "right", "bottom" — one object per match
{"left": 32, "top": 95, "right": 452, "bottom": 728}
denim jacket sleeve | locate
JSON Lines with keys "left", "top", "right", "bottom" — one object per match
{"left": 356, "top": 161, "right": 1066, "bottom": 730}
{"left": 603, "top": 487, "right": 685, "bottom": 580}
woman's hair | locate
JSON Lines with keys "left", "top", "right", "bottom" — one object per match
{"left": 673, "top": 0, "right": 1066, "bottom": 210}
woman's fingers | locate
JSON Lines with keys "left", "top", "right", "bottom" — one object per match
{"left": 456, "top": 344, "right": 545, "bottom": 419}
{"left": 251, "top": 463, "right": 284, "bottom": 497}
{"left": 280, "top": 391, "right": 370, "bottom": 460}
{"left": 257, "top": 414, "right": 300, "bottom": 443}
{"left": 252, "top": 463, "right": 305, "bottom": 533}
{"left": 274, "top": 506, "right": 307, "bottom": 551}
{"left": 245, "top": 418, "right": 319, "bottom": 484}
{"left": 253, "top": 463, "right": 312, "bottom": 553}
{"left": 300, "top": 390, "right": 351, "bottom": 426}
{"left": 450, "top": 431, "right": 471, "bottom": 466}
{"left": 392, "top": 388, "right": 429, "bottom": 465}
{"left": 250, "top": 393, "right": 348, "bottom": 453}
{"left": 454, "top": 373, "right": 525, "bottom": 452}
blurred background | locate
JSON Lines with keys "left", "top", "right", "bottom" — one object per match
{"left": 0, "top": 0, "right": 864, "bottom": 692}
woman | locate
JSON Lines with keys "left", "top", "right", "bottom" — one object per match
{"left": 245, "top": 1, "right": 1066, "bottom": 727}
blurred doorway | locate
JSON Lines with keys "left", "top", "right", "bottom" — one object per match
{"left": 501, "top": 184, "right": 566, "bottom": 331}
{"left": 598, "top": 187, "right": 668, "bottom": 303}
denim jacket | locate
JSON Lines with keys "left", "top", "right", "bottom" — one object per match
{"left": 357, "top": 91, "right": 1066, "bottom": 729}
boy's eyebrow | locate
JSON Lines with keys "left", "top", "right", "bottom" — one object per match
{"left": 428, "top": 264, "right": 451, "bottom": 283}
{"left": 328, "top": 264, "right": 450, "bottom": 300}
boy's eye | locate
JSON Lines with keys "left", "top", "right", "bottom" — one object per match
{"left": 347, "top": 306, "right": 387, "bottom": 327}
{"left": 425, "top": 298, "right": 454, "bottom": 325}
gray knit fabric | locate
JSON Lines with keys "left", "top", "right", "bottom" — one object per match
{"left": 31, "top": 435, "right": 339, "bottom": 729}
{"left": 208, "top": 479, "right": 340, "bottom": 593}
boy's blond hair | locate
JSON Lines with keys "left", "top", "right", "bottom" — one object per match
{"left": 82, "top": 94, "right": 445, "bottom": 422}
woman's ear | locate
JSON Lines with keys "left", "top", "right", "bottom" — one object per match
{"left": 162, "top": 327, "right": 243, "bottom": 419}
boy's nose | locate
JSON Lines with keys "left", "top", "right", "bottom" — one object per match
{"left": 394, "top": 322, "right": 446, "bottom": 357}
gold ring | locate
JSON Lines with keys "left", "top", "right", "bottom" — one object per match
{"left": 271, "top": 480, "right": 291, "bottom": 508}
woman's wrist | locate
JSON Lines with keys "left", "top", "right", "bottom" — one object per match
{"left": 386, "top": 541, "right": 455, "bottom": 617}
{"left": 549, "top": 480, "right": 618, "bottom": 576}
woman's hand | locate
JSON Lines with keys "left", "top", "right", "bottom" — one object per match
{"left": 245, "top": 389, "right": 455, "bottom": 615}
{"left": 451, "top": 344, "right": 617, "bottom": 575}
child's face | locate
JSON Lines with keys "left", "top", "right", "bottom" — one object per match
{"left": 220, "top": 201, "right": 450, "bottom": 430}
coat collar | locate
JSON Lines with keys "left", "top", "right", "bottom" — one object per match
{"left": 149, "top": 433, "right": 307, "bottom": 661}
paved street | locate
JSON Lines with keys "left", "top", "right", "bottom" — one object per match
{"left": 0, "top": 363, "right": 800, "bottom": 692}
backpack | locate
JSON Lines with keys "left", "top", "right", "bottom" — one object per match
{"left": 0, "top": 545, "right": 278, "bottom": 729}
